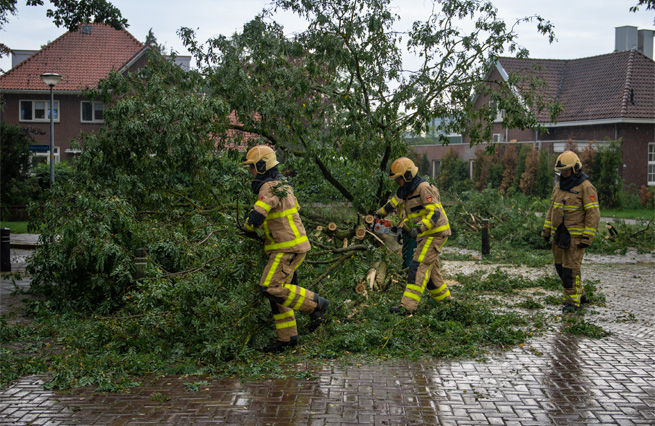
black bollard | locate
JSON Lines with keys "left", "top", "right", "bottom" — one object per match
{"left": 1, "top": 228, "right": 11, "bottom": 272}
{"left": 481, "top": 219, "right": 490, "bottom": 256}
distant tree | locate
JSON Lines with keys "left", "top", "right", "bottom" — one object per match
{"left": 145, "top": 28, "right": 167, "bottom": 55}
{"left": 630, "top": 0, "right": 655, "bottom": 13}
{"left": 579, "top": 142, "right": 597, "bottom": 180}
{"left": 510, "top": 144, "right": 530, "bottom": 193}
{"left": 630, "top": 0, "right": 655, "bottom": 23}
{"left": 593, "top": 139, "right": 624, "bottom": 208}
{"left": 0, "top": 123, "right": 39, "bottom": 218}
{"left": 499, "top": 144, "right": 518, "bottom": 194}
{"left": 534, "top": 147, "right": 552, "bottom": 198}
{"left": 486, "top": 148, "right": 504, "bottom": 189}
{"left": 519, "top": 146, "right": 538, "bottom": 195}
{"left": 473, "top": 148, "right": 488, "bottom": 191}
{"left": 436, "top": 148, "right": 471, "bottom": 194}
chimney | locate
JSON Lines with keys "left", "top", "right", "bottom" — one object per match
{"left": 616, "top": 26, "right": 638, "bottom": 51}
{"left": 638, "top": 29, "right": 654, "bottom": 59}
{"left": 615, "top": 25, "right": 654, "bottom": 59}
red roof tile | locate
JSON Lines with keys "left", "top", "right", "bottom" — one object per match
{"left": 498, "top": 51, "right": 655, "bottom": 122}
{"left": 0, "top": 23, "right": 144, "bottom": 92}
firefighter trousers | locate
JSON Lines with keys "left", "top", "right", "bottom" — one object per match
{"left": 259, "top": 252, "right": 319, "bottom": 342}
{"left": 552, "top": 236, "right": 587, "bottom": 307}
{"left": 400, "top": 235, "right": 450, "bottom": 312}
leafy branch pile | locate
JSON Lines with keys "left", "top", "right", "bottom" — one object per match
{"left": 4, "top": 260, "right": 605, "bottom": 391}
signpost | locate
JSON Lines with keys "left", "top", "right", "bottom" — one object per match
{"left": 29, "top": 144, "right": 50, "bottom": 152}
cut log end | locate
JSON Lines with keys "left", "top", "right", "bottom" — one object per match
{"left": 355, "top": 227, "right": 366, "bottom": 240}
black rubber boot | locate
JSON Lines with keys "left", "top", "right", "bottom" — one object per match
{"left": 262, "top": 337, "right": 298, "bottom": 353}
{"left": 389, "top": 306, "right": 415, "bottom": 316}
{"left": 562, "top": 303, "right": 581, "bottom": 314}
{"left": 309, "top": 297, "right": 330, "bottom": 332}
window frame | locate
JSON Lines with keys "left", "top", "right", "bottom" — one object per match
{"left": 80, "top": 100, "right": 105, "bottom": 123}
{"left": 492, "top": 133, "right": 505, "bottom": 143}
{"left": 648, "top": 142, "right": 655, "bottom": 186}
{"left": 488, "top": 99, "right": 505, "bottom": 123}
{"left": 19, "top": 99, "right": 60, "bottom": 123}
{"left": 432, "top": 160, "right": 441, "bottom": 179}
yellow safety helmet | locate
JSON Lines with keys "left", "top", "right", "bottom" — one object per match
{"left": 242, "top": 145, "right": 279, "bottom": 174}
{"left": 389, "top": 157, "right": 418, "bottom": 181}
{"left": 554, "top": 150, "right": 582, "bottom": 174}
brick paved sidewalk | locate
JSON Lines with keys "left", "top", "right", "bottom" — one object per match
{"left": 1, "top": 264, "right": 654, "bottom": 425}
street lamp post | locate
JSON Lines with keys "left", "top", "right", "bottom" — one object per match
{"left": 40, "top": 73, "right": 63, "bottom": 185}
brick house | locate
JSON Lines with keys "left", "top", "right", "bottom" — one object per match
{"left": 0, "top": 23, "right": 153, "bottom": 165}
{"left": 413, "top": 30, "right": 655, "bottom": 188}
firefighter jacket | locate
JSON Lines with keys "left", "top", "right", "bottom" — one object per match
{"left": 245, "top": 173, "right": 311, "bottom": 254}
{"left": 378, "top": 177, "right": 451, "bottom": 238}
{"left": 542, "top": 174, "right": 600, "bottom": 245}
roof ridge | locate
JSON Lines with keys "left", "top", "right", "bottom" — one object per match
{"left": 499, "top": 51, "right": 635, "bottom": 64}
{"left": 620, "top": 50, "right": 636, "bottom": 117}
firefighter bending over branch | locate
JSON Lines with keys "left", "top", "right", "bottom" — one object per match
{"left": 542, "top": 150, "right": 600, "bottom": 313}
{"left": 375, "top": 157, "right": 452, "bottom": 315}
{"left": 242, "top": 145, "right": 330, "bottom": 352}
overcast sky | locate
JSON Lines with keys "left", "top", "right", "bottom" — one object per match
{"left": 1, "top": 0, "right": 653, "bottom": 73}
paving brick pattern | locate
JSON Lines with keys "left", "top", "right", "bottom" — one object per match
{"left": 1, "top": 263, "right": 654, "bottom": 425}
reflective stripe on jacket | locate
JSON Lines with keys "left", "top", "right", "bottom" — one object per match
{"left": 381, "top": 181, "right": 451, "bottom": 238}
{"left": 245, "top": 180, "right": 311, "bottom": 253}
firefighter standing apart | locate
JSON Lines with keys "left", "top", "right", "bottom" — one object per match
{"left": 542, "top": 151, "right": 600, "bottom": 313}
{"left": 376, "top": 157, "right": 452, "bottom": 315}
{"left": 242, "top": 145, "right": 330, "bottom": 352}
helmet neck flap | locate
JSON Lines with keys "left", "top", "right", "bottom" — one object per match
{"left": 251, "top": 165, "right": 283, "bottom": 194}
{"left": 559, "top": 170, "right": 588, "bottom": 191}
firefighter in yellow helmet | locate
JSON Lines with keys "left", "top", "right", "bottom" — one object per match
{"left": 542, "top": 150, "right": 600, "bottom": 313}
{"left": 375, "top": 157, "right": 452, "bottom": 315}
{"left": 242, "top": 145, "right": 330, "bottom": 352}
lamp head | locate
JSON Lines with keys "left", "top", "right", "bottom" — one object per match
{"left": 40, "top": 73, "right": 63, "bottom": 87}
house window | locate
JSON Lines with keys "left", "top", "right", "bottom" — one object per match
{"left": 489, "top": 99, "right": 505, "bottom": 123}
{"left": 432, "top": 160, "right": 441, "bottom": 179}
{"left": 648, "top": 142, "right": 655, "bottom": 186}
{"left": 81, "top": 101, "right": 104, "bottom": 123}
{"left": 20, "top": 100, "right": 60, "bottom": 122}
